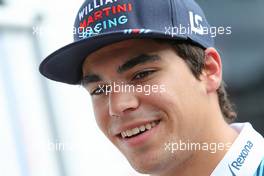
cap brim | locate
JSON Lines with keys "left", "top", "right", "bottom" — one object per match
{"left": 39, "top": 31, "right": 186, "bottom": 85}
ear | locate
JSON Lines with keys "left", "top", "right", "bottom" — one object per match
{"left": 201, "top": 47, "right": 222, "bottom": 93}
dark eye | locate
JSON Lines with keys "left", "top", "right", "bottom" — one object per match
{"left": 132, "top": 70, "right": 156, "bottom": 81}
{"left": 90, "top": 85, "right": 110, "bottom": 96}
{"left": 91, "top": 87, "right": 104, "bottom": 95}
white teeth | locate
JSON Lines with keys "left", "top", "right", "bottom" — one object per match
{"left": 120, "top": 121, "right": 159, "bottom": 138}
{"left": 139, "top": 125, "right": 146, "bottom": 132}
{"left": 121, "top": 132, "right": 126, "bottom": 138}
{"left": 126, "top": 130, "right": 132, "bottom": 137}
{"left": 121, "top": 132, "right": 124, "bottom": 138}
{"left": 132, "top": 127, "right": 140, "bottom": 135}
{"left": 146, "top": 124, "right": 151, "bottom": 130}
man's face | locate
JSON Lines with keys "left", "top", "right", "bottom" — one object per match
{"left": 82, "top": 39, "right": 210, "bottom": 174}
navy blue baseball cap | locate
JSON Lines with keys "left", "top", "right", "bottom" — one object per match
{"left": 39, "top": 0, "right": 214, "bottom": 85}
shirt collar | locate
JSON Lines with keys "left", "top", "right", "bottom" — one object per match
{"left": 210, "top": 122, "right": 264, "bottom": 176}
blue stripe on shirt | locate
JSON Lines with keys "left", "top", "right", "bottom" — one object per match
{"left": 254, "top": 158, "right": 264, "bottom": 176}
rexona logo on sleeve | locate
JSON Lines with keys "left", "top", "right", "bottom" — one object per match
{"left": 228, "top": 140, "right": 253, "bottom": 176}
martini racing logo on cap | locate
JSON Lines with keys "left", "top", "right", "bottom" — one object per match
{"left": 228, "top": 140, "right": 253, "bottom": 176}
{"left": 40, "top": 0, "right": 217, "bottom": 84}
{"left": 75, "top": 0, "right": 133, "bottom": 39}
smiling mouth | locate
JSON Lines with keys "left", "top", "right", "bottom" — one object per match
{"left": 119, "top": 120, "right": 161, "bottom": 139}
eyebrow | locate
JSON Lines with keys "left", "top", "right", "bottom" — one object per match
{"left": 81, "top": 74, "right": 102, "bottom": 86}
{"left": 82, "top": 54, "right": 161, "bottom": 86}
{"left": 117, "top": 54, "right": 161, "bottom": 74}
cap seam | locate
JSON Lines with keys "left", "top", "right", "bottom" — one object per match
{"left": 169, "top": 0, "right": 175, "bottom": 27}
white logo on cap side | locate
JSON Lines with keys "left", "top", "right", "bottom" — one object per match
{"left": 189, "top": 11, "right": 204, "bottom": 35}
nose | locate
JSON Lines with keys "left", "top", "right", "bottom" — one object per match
{"left": 108, "top": 89, "right": 139, "bottom": 118}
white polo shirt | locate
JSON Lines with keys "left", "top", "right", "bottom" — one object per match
{"left": 210, "top": 122, "right": 264, "bottom": 176}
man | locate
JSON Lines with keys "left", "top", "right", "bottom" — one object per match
{"left": 39, "top": 0, "right": 264, "bottom": 175}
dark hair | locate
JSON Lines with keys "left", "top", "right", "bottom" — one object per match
{"left": 159, "top": 39, "right": 237, "bottom": 123}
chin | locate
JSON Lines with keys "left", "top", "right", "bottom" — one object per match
{"left": 125, "top": 150, "right": 168, "bottom": 175}
{"left": 129, "top": 160, "right": 160, "bottom": 174}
